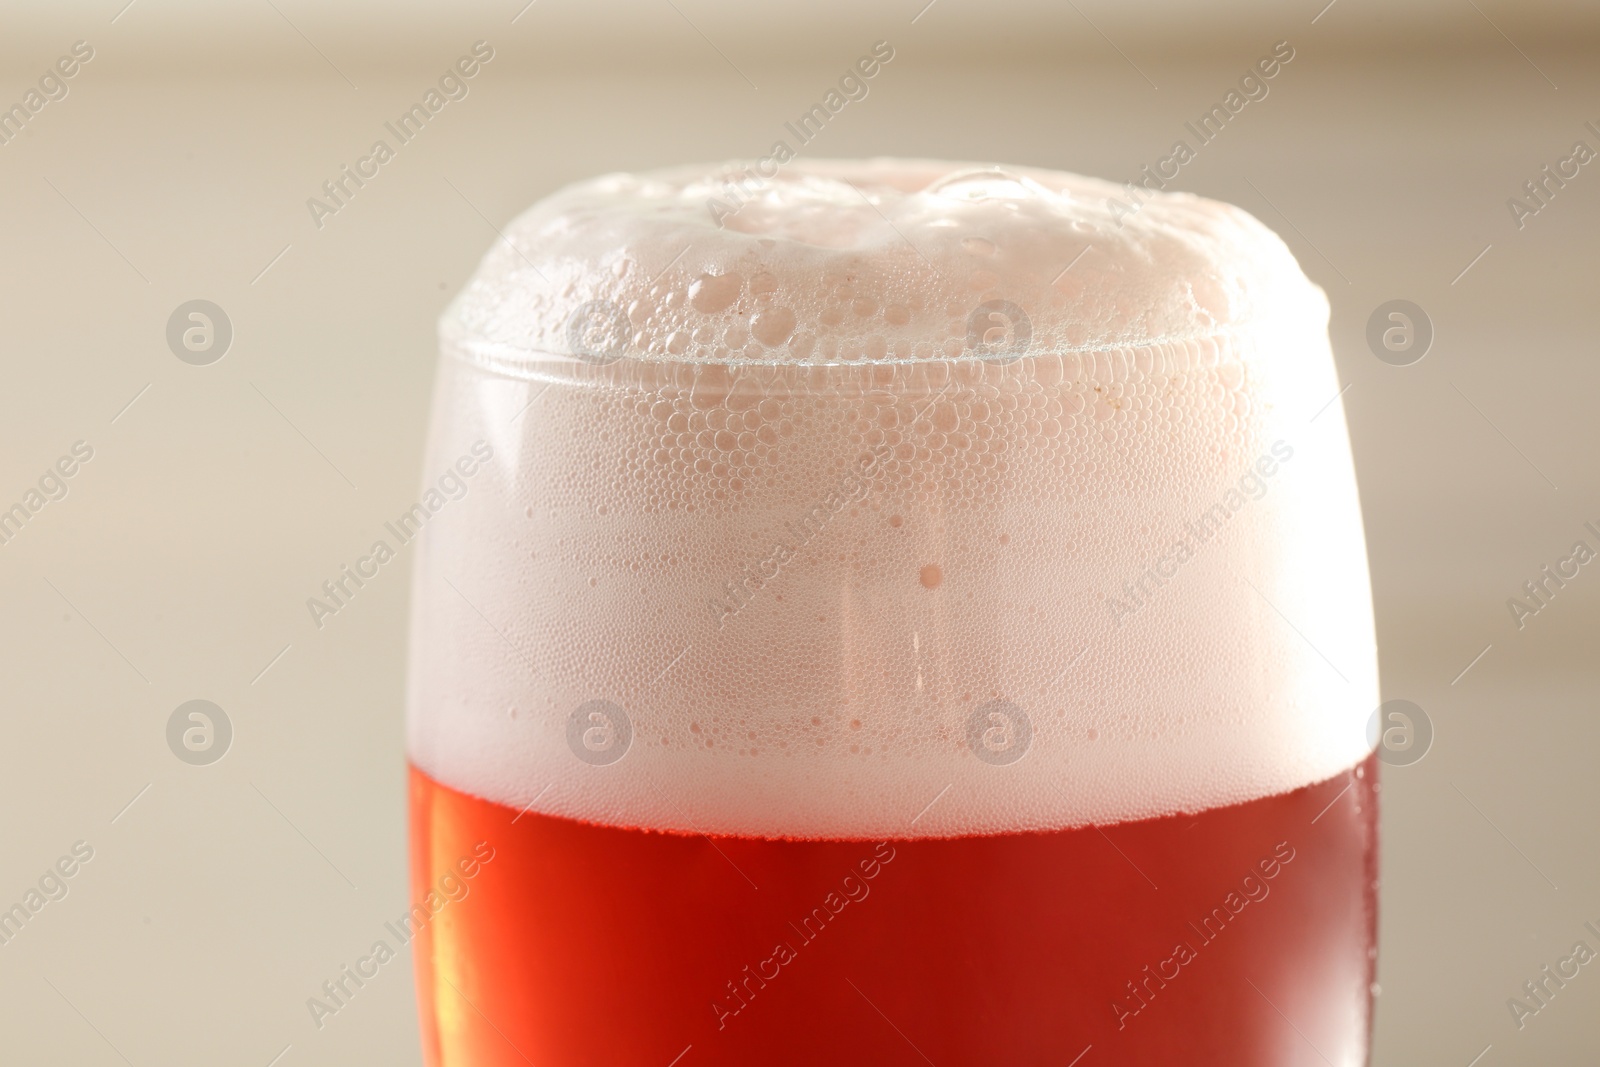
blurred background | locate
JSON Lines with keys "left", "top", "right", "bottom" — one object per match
{"left": 1, "top": 1, "right": 1597, "bottom": 1063}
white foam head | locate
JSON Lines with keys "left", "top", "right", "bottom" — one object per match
{"left": 407, "top": 158, "right": 1378, "bottom": 838}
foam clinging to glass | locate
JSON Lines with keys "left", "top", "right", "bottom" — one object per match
{"left": 408, "top": 158, "right": 1378, "bottom": 839}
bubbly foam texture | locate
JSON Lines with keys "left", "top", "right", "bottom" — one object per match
{"left": 408, "top": 159, "right": 1378, "bottom": 839}
{"left": 444, "top": 158, "right": 1315, "bottom": 367}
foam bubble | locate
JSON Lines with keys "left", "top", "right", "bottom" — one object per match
{"left": 408, "top": 159, "right": 1378, "bottom": 839}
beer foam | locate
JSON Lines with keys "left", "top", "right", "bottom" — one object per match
{"left": 408, "top": 158, "right": 1379, "bottom": 839}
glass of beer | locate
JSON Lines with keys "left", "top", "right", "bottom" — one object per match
{"left": 407, "top": 160, "right": 1379, "bottom": 1066}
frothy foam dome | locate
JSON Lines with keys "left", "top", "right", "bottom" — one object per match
{"left": 409, "top": 158, "right": 1379, "bottom": 839}
{"left": 443, "top": 158, "right": 1316, "bottom": 368}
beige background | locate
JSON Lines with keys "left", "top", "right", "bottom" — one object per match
{"left": 2, "top": 1, "right": 1598, "bottom": 1064}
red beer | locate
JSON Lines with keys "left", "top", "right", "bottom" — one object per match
{"left": 411, "top": 756, "right": 1376, "bottom": 1066}
{"left": 409, "top": 160, "right": 1381, "bottom": 1065}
